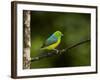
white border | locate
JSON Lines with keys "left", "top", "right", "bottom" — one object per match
{"left": 17, "top": 3, "right": 97, "bottom": 76}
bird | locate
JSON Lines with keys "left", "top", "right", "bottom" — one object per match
{"left": 41, "top": 31, "right": 63, "bottom": 52}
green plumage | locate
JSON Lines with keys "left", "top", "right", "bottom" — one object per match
{"left": 41, "top": 31, "right": 63, "bottom": 50}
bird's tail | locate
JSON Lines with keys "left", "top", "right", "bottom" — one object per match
{"left": 40, "top": 47, "right": 46, "bottom": 51}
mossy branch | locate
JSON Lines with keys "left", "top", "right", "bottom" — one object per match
{"left": 30, "top": 39, "right": 90, "bottom": 62}
{"left": 23, "top": 11, "right": 31, "bottom": 69}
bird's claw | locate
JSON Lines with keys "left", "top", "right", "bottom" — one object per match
{"left": 53, "top": 49, "right": 59, "bottom": 54}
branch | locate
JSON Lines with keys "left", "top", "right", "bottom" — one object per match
{"left": 30, "top": 39, "right": 90, "bottom": 62}
{"left": 23, "top": 11, "right": 31, "bottom": 69}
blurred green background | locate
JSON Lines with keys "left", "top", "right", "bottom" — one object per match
{"left": 30, "top": 11, "right": 90, "bottom": 69}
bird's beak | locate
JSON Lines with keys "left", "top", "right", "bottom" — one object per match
{"left": 62, "top": 34, "right": 63, "bottom": 36}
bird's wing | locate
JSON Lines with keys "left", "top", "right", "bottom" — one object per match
{"left": 41, "top": 34, "right": 58, "bottom": 48}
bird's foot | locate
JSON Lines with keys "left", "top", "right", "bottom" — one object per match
{"left": 53, "top": 49, "right": 59, "bottom": 54}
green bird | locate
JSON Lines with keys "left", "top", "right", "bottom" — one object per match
{"left": 41, "top": 31, "right": 63, "bottom": 51}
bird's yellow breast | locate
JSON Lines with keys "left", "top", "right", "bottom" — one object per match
{"left": 45, "top": 39, "right": 61, "bottom": 50}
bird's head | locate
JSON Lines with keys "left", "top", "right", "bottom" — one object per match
{"left": 54, "top": 31, "right": 63, "bottom": 38}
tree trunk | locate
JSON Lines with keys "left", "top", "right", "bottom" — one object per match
{"left": 23, "top": 11, "right": 31, "bottom": 69}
